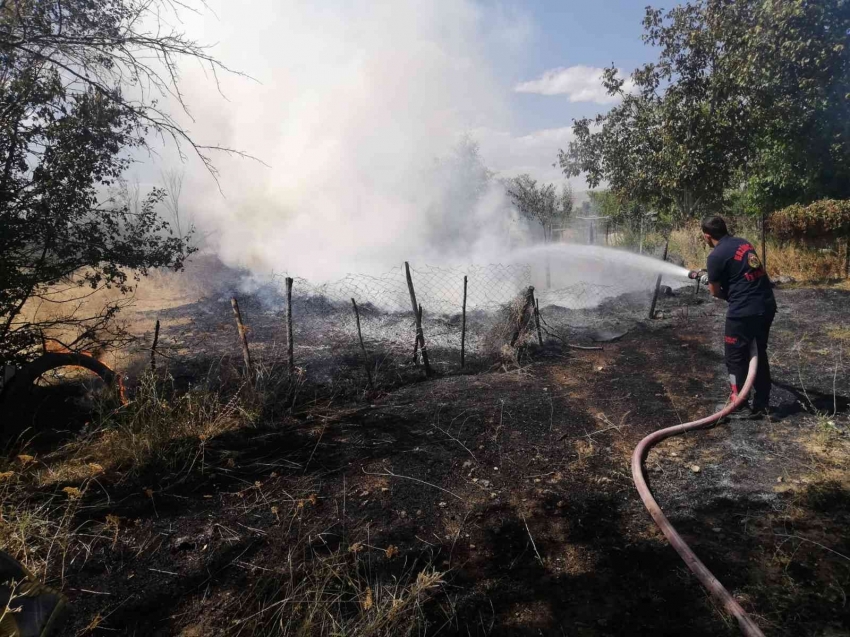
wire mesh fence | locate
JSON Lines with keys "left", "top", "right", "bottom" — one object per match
{"left": 290, "top": 263, "right": 533, "bottom": 314}
{"left": 557, "top": 215, "right": 668, "bottom": 255}
{"left": 146, "top": 252, "right": 696, "bottom": 393}
{"left": 277, "top": 259, "right": 684, "bottom": 382}
{"left": 267, "top": 264, "right": 535, "bottom": 384}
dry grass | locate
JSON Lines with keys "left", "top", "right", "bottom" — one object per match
{"left": 227, "top": 549, "right": 446, "bottom": 637}
{"left": 18, "top": 372, "right": 257, "bottom": 485}
{"left": 669, "top": 221, "right": 848, "bottom": 283}
{"left": 30, "top": 358, "right": 306, "bottom": 484}
{"left": 482, "top": 288, "right": 536, "bottom": 361}
{"left": 0, "top": 473, "right": 98, "bottom": 583}
{"left": 0, "top": 373, "right": 245, "bottom": 585}
{"left": 11, "top": 253, "right": 233, "bottom": 370}
{"left": 826, "top": 327, "right": 850, "bottom": 343}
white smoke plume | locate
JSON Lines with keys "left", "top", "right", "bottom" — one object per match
{"left": 139, "top": 0, "right": 543, "bottom": 282}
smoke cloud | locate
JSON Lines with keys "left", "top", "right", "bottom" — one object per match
{"left": 141, "top": 0, "right": 545, "bottom": 282}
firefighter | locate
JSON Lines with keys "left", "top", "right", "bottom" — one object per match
{"left": 690, "top": 215, "right": 777, "bottom": 419}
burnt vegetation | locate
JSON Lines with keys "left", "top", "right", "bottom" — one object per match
{"left": 0, "top": 1, "right": 849, "bottom": 637}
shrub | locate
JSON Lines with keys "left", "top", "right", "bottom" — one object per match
{"left": 769, "top": 200, "right": 850, "bottom": 240}
{"left": 669, "top": 220, "right": 848, "bottom": 282}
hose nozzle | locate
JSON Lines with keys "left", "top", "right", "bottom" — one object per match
{"left": 689, "top": 269, "right": 709, "bottom": 285}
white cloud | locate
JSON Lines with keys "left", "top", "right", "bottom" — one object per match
{"left": 514, "top": 65, "right": 633, "bottom": 103}
{"left": 473, "top": 126, "right": 585, "bottom": 188}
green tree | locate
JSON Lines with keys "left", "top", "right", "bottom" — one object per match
{"left": 504, "top": 174, "right": 573, "bottom": 243}
{"left": 505, "top": 174, "right": 573, "bottom": 287}
{"left": 560, "top": 10, "right": 749, "bottom": 221}
{"left": 0, "top": 0, "right": 242, "bottom": 366}
{"left": 561, "top": 1, "right": 850, "bottom": 219}
{"left": 587, "top": 190, "right": 626, "bottom": 222}
{"left": 735, "top": 0, "right": 850, "bottom": 211}
{"left": 427, "top": 135, "right": 495, "bottom": 252}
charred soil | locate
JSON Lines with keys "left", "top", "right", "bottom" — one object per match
{"left": 2, "top": 286, "right": 849, "bottom": 636}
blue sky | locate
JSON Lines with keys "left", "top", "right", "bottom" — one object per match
{"left": 464, "top": 0, "right": 662, "bottom": 186}
{"left": 507, "top": 0, "right": 657, "bottom": 133}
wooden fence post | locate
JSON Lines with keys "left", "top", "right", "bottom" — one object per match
{"left": 231, "top": 297, "right": 253, "bottom": 377}
{"left": 460, "top": 275, "right": 467, "bottom": 369}
{"left": 150, "top": 319, "right": 160, "bottom": 372}
{"left": 844, "top": 233, "right": 850, "bottom": 278}
{"left": 285, "top": 277, "right": 294, "bottom": 375}
{"left": 639, "top": 216, "right": 644, "bottom": 254}
{"left": 534, "top": 297, "right": 544, "bottom": 347}
{"left": 351, "top": 298, "right": 374, "bottom": 390}
{"left": 648, "top": 239, "right": 670, "bottom": 320}
{"left": 404, "top": 262, "right": 432, "bottom": 377}
{"left": 412, "top": 304, "right": 422, "bottom": 363}
{"left": 761, "top": 211, "right": 767, "bottom": 272}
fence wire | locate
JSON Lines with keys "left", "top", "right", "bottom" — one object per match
{"left": 151, "top": 256, "right": 693, "bottom": 391}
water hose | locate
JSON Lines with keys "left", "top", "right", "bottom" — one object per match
{"left": 631, "top": 340, "right": 765, "bottom": 636}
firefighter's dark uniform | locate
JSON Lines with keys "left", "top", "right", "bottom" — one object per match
{"left": 706, "top": 236, "right": 777, "bottom": 411}
{"left": 0, "top": 550, "right": 67, "bottom": 637}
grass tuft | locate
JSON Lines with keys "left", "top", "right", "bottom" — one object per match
{"left": 225, "top": 547, "right": 446, "bottom": 636}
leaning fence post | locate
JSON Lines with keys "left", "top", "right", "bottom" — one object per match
{"left": 150, "top": 319, "right": 160, "bottom": 372}
{"left": 351, "top": 298, "right": 374, "bottom": 390}
{"left": 231, "top": 297, "right": 253, "bottom": 377}
{"left": 648, "top": 239, "right": 670, "bottom": 320}
{"left": 460, "top": 275, "right": 468, "bottom": 369}
{"left": 534, "top": 297, "right": 544, "bottom": 347}
{"left": 285, "top": 277, "right": 294, "bottom": 375}
{"left": 404, "top": 262, "right": 432, "bottom": 377}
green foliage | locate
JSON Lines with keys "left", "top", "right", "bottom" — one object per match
{"left": 769, "top": 200, "right": 850, "bottom": 240}
{"left": 426, "top": 136, "right": 495, "bottom": 252}
{"left": 0, "top": 1, "right": 233, "bottom": 365}
{"left": 561, "top": 0, "right": 850, "bottom": 220}
{"left": 740, "top": 1, "right": 850, "bottom": 212}
{"left": 504, "top": 174, "right": 573, "bottom": 240}
{"left": 587, "top": 190, "right": 619, "bottom": 219}
{"left": 560, "top": 8, "right": 747, "bottom": 220}
{"left": 587, "top": 189, "right": 654, "bottom": 228}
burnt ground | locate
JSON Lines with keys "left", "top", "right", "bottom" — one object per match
{"left": 6, "top": 285, "right": 850, "bottom": 636}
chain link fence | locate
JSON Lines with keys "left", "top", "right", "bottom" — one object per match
{"left": 145, "top": 252, "right": 697, "bottom": 392}
{"left": 277, "top": 259, "right": 685, "bottom": 383}
{"left": 270, "top": 264, "right": 534, "bottom": 384}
